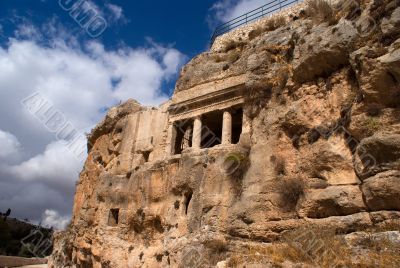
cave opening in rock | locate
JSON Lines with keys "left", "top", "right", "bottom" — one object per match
{"left": 232, "top": 107, "right": 243, "bottom": 144}
{"left": 108, "top": 208, "right": 119, "bottom": 226}
{"left": 173, "top": 120, "right": 193, "bottom": 155}
{"left": 142, "top": 151, "right": 151, "bottom": 162}
{"left": 201, "top": 111, "right": 223, "bottom": 148}
{"left": 184, "top": 191, "right": 193, "bottom": 215}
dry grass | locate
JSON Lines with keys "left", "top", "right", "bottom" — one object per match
{"left": 248, "top": 16, "right": 286, "bottom": 41}
{"left": 264, "top": 15, "right": 286, "bottom": 31}
{"left": 365, "top": 117, "right": 381, "bottom": 132}
{"left": 228, "top": 224, "right": 400, "bottom": 267}
{"left": 248, "top": 27, "right": 263, "bottom": 41}
{"left": 306, "top": 0, "right": 338, "bottom": 25}
{"left": 227, "top": 243, "right": 310, "bottom": 266}
{"left": 285, "top": 225, "right": 400, "bottom": 267}
{"left": 222, "top": 39, "right": 246, "bottom": 53}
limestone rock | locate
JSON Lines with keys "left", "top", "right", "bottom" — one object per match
{"left": 49, "top": 0, "right": 400, "bottom": 267}
{"left": 350, "top": 46, "right": 400, "bottom": 107}
{"left": 381, "top": 7, "right": 400, "bottom": 37}
{"left": 362, "top": 170, "right": 400, "bottom": 211}
{"left": 292, "top": 19, "right": 358, "bottom": 83}
{"left": 354, "top": 133, "right": 400, "bottom": 178}
{"left": 348, "top": 108, "right": 400, "bottom": 141}
{"left": 88, "top": 99, "right": 142, "bottom": 151}
{"left": 298, "top": 186, "right": 366, "bottom": 218}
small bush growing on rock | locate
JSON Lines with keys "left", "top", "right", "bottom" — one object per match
{"left": 264, "top": 15, "right": 286, "bottom": 31}
{"left": 306, "top": 0, "right": 338, "bottom": 25}
{"left": 248, "top": 27, "right": 263, "bottom": 40}
{"left": 222, "top": 40, "right": 246, "bottom": 53}
{"left": 365, "top": 117, "right": 381, "bottom": 132}
{"left": 248, "top": 16, "right": 286, "bottom": 41}
{"left": 278, "top": 177, "right": 305, "bottom": 211}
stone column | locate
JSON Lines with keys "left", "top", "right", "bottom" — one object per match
{"left": 166, "top": 123, "right": 177, "bottom": 155}
{"left": 222, "top": 110, "right": 232, "bottom": 144}
{"left": 193, "top": 116, "right": 202, "bottom": 149}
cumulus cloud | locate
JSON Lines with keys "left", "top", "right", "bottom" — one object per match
{"left": 42, "top": 209, "right": 70, "bottom": 230}
{"left": 0, "top": 130, "right": 21, "bottom": 158}
{"left": 0, "top": 19, "right": 186, "bottom": 226}
{"left": 6, "top": 141, "right": 81, "bottom": 193}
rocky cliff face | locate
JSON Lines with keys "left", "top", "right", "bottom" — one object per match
{"left": 50, "top": 0, "right": 400, "bottom": 267}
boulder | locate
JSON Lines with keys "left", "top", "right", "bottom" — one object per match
{"left": 300, "top": 137, "right": 360, "bottom": 185}
{"left": 350, "top": 46, "right": 400, "bottom": 107}
{"left": 381, "top": 7, "right": 400, "bottom": 37}
{"left": 354, "top": 133, "right": 400, "bottom": 178}
{"left": 362, "top": 170, "right": 400, "bottom": 211}
{"left": 292, "top": 19, "right": 358, "bottom": 83}
{"left": 298, "top": 185, "right": 366, "bottom": 218}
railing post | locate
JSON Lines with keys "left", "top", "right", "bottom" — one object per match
{"left": 279, "top": 0, "right": 282, "bottom": 9}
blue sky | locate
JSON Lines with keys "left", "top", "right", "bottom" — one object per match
{"left": 0, "top": 0, "right": 267, "bottom": 229}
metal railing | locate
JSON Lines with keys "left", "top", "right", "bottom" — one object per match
{"left": 210, "top": 0, "right": 301, "bottom": 46}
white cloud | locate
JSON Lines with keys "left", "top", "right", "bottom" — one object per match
{"left": 106, "top": 3, "right": 127, "bottom": 23}
{"left": 210, "top": 0, "right": 274, "bottom": 23}
{"left": 42, "top": 209, "right": 70, "bottom": 230}
{"left": 0, "top": 130, "right": 21, "bottom": 158}
{"left": 14, "top": 24, "right": 41, "bottom": 40}
{"left": 7, "top": 141, "right": 81, "bottom": 193}
{"left": 0, "top": 21, "right": 186, "bottom": 224}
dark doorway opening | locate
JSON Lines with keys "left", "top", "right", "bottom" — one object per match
{"left": 184, "top": 190, "right": 193, "bottom": 215}
{"left": 173, "top": 120, "right": 193, "bottom": 155}
{"left": 142, "top": 151, "right": 151, "bottom": 162}
{"left": 201, "top": 111, "right": 223, "bottom": 148}
{"left": 232, "top": 107, "right": 243, "bottom": 144}
{"left": 108, "top": 208, "right": 119, "bottom": 226}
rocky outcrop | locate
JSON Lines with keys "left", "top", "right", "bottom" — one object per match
{"left": 292, "top": 19, "right": 358, "bottom": 83}
{"left": 298, "top": 186, "right": 366, "bottom": 218}
{"left": 362, "top": 170, "right": 400, "bottom": 210}
{"left": 50, "top": 0, "right": 400, "bottom": 267}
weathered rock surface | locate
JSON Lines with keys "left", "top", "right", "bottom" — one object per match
{"left": 50, "top": 0, "right": 400, "bottom": 267}
{"left": 381, "top": 7, "right": 400, "bottom": 36}
{"left": 292, "top": 19, "right": 358, "bottom": 83}
{"left": 298, "top": 186, "right": 366, "bottom": 218}
{"left": 354, "top": 133, "right": 400, "bottom": 178}
{"left": 362, "top": 170, "right": 400, "bottom": 210}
